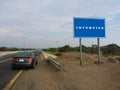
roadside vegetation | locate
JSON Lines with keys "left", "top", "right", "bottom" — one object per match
{"left": 42, "top": 44, "right": 120, "bottom": 56}
{"left": 0, "top": 47, "right": 35, "bottom": 51}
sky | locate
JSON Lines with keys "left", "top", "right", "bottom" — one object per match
{"left": 0, "top": 0, "right": 120, "bottom": 48}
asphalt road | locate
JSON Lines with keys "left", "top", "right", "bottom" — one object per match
{"left": 0, "top": 54, "right": 19, "bottom": 90}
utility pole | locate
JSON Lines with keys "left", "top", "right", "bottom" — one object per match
{"left": 24, "top": 37, "right": 26, "bottom": 51}
{"left": 56, "top": 41, "right": 58, "bottom": 52}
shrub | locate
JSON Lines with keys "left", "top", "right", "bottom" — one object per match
{"left": 55, "top": 52, "right": 62, "bottom": 56}
{"left": 102, "top": 44, "right": 120, "bottom": 55}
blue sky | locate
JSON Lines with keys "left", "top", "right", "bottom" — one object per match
{"left": 0, "top": 0, "right": 120, "bottom": 48}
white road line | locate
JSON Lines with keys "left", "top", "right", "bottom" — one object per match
{"left": 0, "top": 59, "right": 10, "bottom": 63}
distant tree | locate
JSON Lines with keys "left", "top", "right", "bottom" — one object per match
{"left": 82, "top": 45, "right": 90, "bottom": 53}
{"left": 42, "top": 48, "right": 56, "bottom": 52}
{"left": 90, "top": 45, "right": 98, "bottom": 54}
{"left": 0, "top": 47, "right": 7, "bottom": 51}
{"left": 58, "top": 45, "right": 70, "bottom": 52}
{"left": 102, "top": 44, "right": 120, "bottom": 55}
{"left": 63, "top": 45, "right": 70, "bottom": 52}
{"left": 7, "top": 48, "right": 18, "bottom": 51}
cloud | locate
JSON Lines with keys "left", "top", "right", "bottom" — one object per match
{"left": 0, "top": 28, "right": 22, "bottom": 37}
{"left": 0, "top": 0, "right": 120, "bottom": 48}
{"left": 106, "top": 12, "right": 120, "bottom": 29}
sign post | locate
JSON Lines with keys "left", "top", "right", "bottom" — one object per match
{"left": 79, "top": 38, "right": 82, "bottom": 65}
{"left": 98, "top": 38, "right": 100, "bottom": 65}
{"left": 74, "top": 18, "right": 105, "bottom": 65}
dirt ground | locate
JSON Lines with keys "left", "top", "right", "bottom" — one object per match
{"left": 11, "top": 52, "right": 120, "bottom": 90}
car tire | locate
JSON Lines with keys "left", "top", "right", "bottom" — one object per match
{"left": 31, "top": 62, "right": 36, "bottom": 69}
{"left": 36, "top": 61, "right": 38, "bottom": 65}
{"left": 12, "top": 65, "right": 16, "bottom": 70}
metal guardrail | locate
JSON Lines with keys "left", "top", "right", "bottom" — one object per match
{"left": 47, "top": 56, "right": 64, "bottom": 71}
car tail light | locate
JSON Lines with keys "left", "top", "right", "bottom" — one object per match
{"left": 26, "top": 57, "right": 32, "bottom": 61}
{"left": 11, "top": 57, "right": 17, "bottom": 61}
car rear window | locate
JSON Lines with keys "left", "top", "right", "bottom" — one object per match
{"left": 15, "top": 52, "right": 33, "bottom": 57}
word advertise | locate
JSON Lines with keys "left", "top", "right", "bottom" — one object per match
{"left": 75, "top": 26, "right": 104, "bottom": 30}
{"left": 74, "top": 18, "right": 105, "bottom": 38}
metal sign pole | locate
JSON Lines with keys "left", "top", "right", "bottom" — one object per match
{"left": 79, "top": 38, "right": 82, "bottom": 65}
{"left": 98, "top": 38, "right": 100, "bottom": 65}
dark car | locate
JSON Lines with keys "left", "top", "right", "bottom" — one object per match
{"left": 11, "top": 51, "right": 38, "bottom": 69}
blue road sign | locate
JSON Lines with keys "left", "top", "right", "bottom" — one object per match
{"left": 74, "top": 18, "right": 105, "bottom": 38}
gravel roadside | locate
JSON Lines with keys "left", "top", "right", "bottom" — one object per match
{"left": 11, "top": 52, "right": 120, "bottom": 90}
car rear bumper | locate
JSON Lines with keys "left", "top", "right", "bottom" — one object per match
{"left": 12, "top": 61, "right": 32, "bottom": 67}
